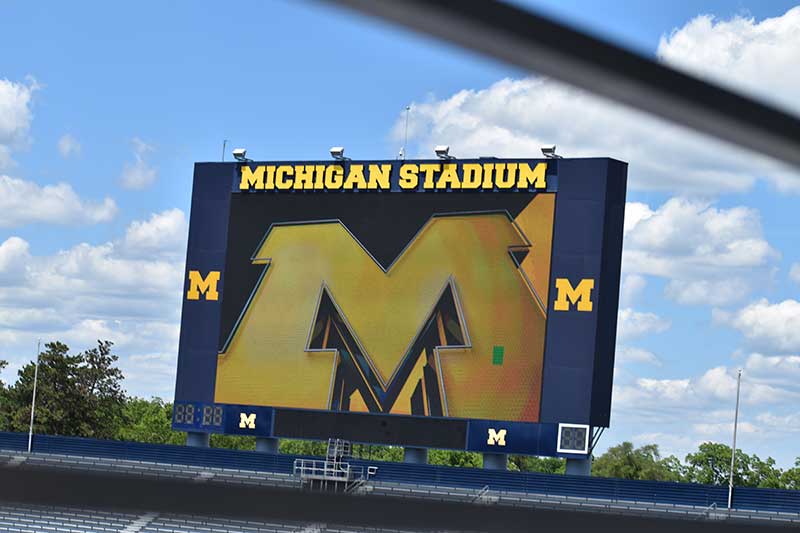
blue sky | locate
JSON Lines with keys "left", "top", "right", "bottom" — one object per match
{"left": 1, "top": 1, "right": 799, "bottom": 466}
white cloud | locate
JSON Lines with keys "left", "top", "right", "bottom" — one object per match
{"left": 57, "top": 134, "right": 81, "bottom": 158}
{"left": 658, "top": 7, "right": 800, "bottom": 116}
{"left": 617, "top": 308, "right": 670, "bottom": 341}
{"left": 623, "top": 198, "right": 775, "bottom": 306}
{"left": 616, "top": 345, "right": 661, "bottom": 366}
{"left": 714, "top": 299, "right": 800, "bottom": 352}
{"left": 394, "top": 6, "right": 800, "bottom": 195}
{"left": 620, "top": 274, "right": 646, "bottom": 307}
{"left": 0, "top": 210, "right": 187, "bottom": 397}
{"left": 790, "top": 263, "right": 800, "bottom": 284}
{"left": 120, "top": 138, "right": 157, "bottom": 190}
{"left": 122, "top": 208, "right": 188, "bottom": 258}
{"left": 664, "top": 278, "right": 749, "bottom": 306}
{"left": 0, "top": 77, "right": 37, "bottom": 167}
{"left": 0, "top": 175, "right": 117, "bottom": 227}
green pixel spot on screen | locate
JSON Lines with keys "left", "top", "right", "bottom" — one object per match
{"left": 492, "top": 345, "right": 504, "bottom": 365}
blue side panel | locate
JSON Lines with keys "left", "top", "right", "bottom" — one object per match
{"left": 540, "top": 159, "right": 626, "bottom": 426}
{"left": 173, "top": 163, "right": 235, "bottom": 405}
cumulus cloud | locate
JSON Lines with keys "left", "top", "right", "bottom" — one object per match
{"left": 790, "top": 263, "right": 800, "bottom": 284}
{"left": 122, "top": 208, "right": 188, "bottom": 259}
{"left": 120, "top": 138, "right": 157, "bottom": 190}
{"left": 617, "top": 308, "right": 670, "bottom": 341}
{"left": 393, "top": 6, "right": 800, "bottom": 195}
{"left": 714, "top": 299, "right": 800, "bottom": 352}
{"left": 0, "top": 77, "right": 37, "bottom": 167}
{"left": 616, "top": 345, "right": 661, "bottom": 366}
{"left": 0, "top": 175, "right": 117, "bottom": 227}
{"left": 658, "top": 7, "right": 800, "bottom": 115}
{"left": 620, "top": 274, "right": 646, "bottom": 307}
{"left": 57, "top": 134, "right": 81, "bottom": 158}
{"left": 0, "top": 209, "right": 187, "bottom": 397}
{"left": 623, "top": 198, "right": 776, "bottom": 306}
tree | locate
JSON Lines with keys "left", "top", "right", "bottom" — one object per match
{"left": 592, "top": 442, "right": 682, "bottom": 481}
{"left": 429, "top": 450, "right": 482, "bottom": 468}
{"left": 509, "top": 455, "right": 565, "bottom": 474}
{"left": 0, "top": 341, "right": 126, "bottom": 439}
{"left": 683, "top": 443, "right": 784, "bottom": 488}
{"left": 116, "top": 397, "right": 184, "bottom": 445}
{"left": 781, "top": 459, "right": 800, "bottom": 490}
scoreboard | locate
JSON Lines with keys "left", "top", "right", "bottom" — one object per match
{"left": 173, "top": 157, "right": 627, "bottom": 457}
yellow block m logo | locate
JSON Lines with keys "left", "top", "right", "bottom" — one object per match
{"left": 553, "top": 278, "right": 594, "bottom": 312}
{"left": 187, "top": 270, "right": 221, "bottom": 301}
{"left": 216, "top": 206, "right": 556, "bottom": 423}
{"left": 487, "top": 428, "right": 507, "bottom": 446}
{"left": 239, "top": 412, "right": 256, "bottom": 429}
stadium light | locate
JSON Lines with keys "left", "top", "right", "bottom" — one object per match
{"left": 541, "top": 145, "right": 562, "bottom": 159}
{"left": 434, "top": 145, "right": 454, "bottom": 160}
{"left": 330, "top": 146, "right": 350, "bottom": 161}
{"left": 232, "top": 148, "right": 253, "bottom": 163}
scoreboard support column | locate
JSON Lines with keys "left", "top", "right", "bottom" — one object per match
{"left": 186, "top": 432, "right": 210, "bottom": 448}
{"left": 565, "top": 456, "right": 592, "bottom": 476}
{"left": 256, "top": 437, "right": 280, "bottom": 454}
{"left": 482, "top": 452, "right": 508, "bottom": 470}
{"left": 403, "top": 447, "right": 428, "bottom": 464}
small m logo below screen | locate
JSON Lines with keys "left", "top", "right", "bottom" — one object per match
{"left": 487, "top": 428, "right": 507, "bottom": 446}
{"left": 553, "top": 278, "right": 594, "bottom": 312}
{"left": 239, "top": 412, "right": 257, "bottom": 429}
{"left": 187, "top": 270, "right": 221, "bottom": 301}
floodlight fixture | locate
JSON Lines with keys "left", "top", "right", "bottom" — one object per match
{"left": 541, "top": 145, "right": 562, "bottom": 159}
{"left": 330, "top": 146, "right": 350, "bottom": 161}
{"left": 232, "top": 148, "right": 253, "bottom": 163}
{"left": 435, "top": 145, "right": 454, "bottom": 160}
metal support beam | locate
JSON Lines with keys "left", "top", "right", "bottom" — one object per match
{"left": 482, "top": 452, "right": 507, "bottom": 470}
{"left": 565, "top": 456, "right": 592, "bottom": 477}
{"left": 186, "top": 432, "right": 210, "bottom": 448}
{"left": 326, "top": 0, "right": 800, "bottom": 169}
{"left": 256, "top": 437, "right": 280, "bottom": 454}
{"left": 403, "top": 447, "right": 428, "bottom": 464}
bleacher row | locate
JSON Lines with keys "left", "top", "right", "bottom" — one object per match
{"left": 0, "top": 502, "right": 428, "bottom": 533}
{"left": 1, "top": 431, "right": 799, "bottom": 517}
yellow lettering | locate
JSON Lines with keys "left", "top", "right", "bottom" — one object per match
{"left": 496, "top": 163, "right": 516, "bottom": 189}
{"left": 239, "top": 166, "right": 264, "bottom": 190}
{"left": 343, "top": 165, "right": 367, "bottom": 189}
{"left": 481, "top": 163, "right": 495, "bottom": 189}
{"left": 436, "top": 163, "right": 460, "bottom": 189}
{"left": 399, "top": 164, "right": 419, "bottom": 189}
{"left": 275, "top": 165, "right": 294, "bottom": 190}
{"left": 553, "top": 278, "right": 595, "bottom": 312}
{"left": 367, "top": 164, "right": 391, "bottom": 190}
{"left": 517, "top": 162, "right": 548, "bottom": 189}
{"left": 462, "top": 164, "right": 482, "bottom": 189}
{"left": 239, "top": 412, "right": 256, "bottom": 429}
{"left": 420, "top": 164, "right": 440, "bottom": 190}
{"left": 293, "top": 165, "right": 314, "bottom": 190}
{"left": 314, "top": 165, "right": 325, "bottom": 189}
{"left": 187, "top": 270, "right": 221, "bottom": 301}
{"left": 325, "top": 165, "right": 344, "bottom": 189}
{"left": 487, "top": 428, "right": 507, "bottom": 446}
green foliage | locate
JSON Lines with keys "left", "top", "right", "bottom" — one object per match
{"left": 781, "top": 459, "right": 800, "bottom": 490}
{"left": 116, "top": 397, "right": 184, "bottom": 445}
{"left": 0, "top": 341, "right": 126, "bottom": 439}
{"left": 509, "top": 455, "right": 565, "bottom": 474}
{"left": 684, "top": 442, "right": 784, "bottom": 488}
{"left": 592, "top": 442, "right": 683, "bottom": 482}
{"left": 429, "top": 450, "right": 482, "bottom": 468}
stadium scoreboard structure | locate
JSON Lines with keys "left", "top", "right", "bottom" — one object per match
{"left": 173, "top": 157, "right": 627, "bottom": 457}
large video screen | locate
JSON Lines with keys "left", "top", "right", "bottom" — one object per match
{"left": 173, "top": 158, "right": 626, "bottom": 456}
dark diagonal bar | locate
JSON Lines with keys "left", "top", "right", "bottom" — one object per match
{"left": 325, "top": 0, "right": 800, "bottom": 169}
